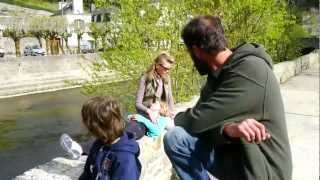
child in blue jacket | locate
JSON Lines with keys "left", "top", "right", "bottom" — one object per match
{"left": 79, "top": 96, "right": 141, "bottom": 180}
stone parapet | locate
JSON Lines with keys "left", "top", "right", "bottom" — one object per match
{"left": 273, "top": 50, "right": 319, "bottom": 83}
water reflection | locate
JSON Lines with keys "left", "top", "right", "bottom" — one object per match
{"left": 0, "top": 88, "right": 88, "bottom": 179}
{"left": 0, "top": 119, "right": 17, "bottom": 150}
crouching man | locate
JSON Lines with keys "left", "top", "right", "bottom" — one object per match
{"left": 164, "top": 15, "right": 292, "bottom": 180}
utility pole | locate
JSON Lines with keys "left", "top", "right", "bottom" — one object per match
{"left": 61, "top": 0, "right": 65, "bottom": 16}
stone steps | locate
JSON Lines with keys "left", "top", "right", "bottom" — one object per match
{"left": 0, "top": 69, "right": 117, "bottom": 86}
{"left": 0, "top": 53, "right": 107, "bottom": 98}
{"left": 0, "top": 70, "right": 118, "bottom": 98}
{"left": 0, "top": 79, "right": 82, "bottom": 98}
{"left": 0, "top": 74, "right": 82, "bottom": 88}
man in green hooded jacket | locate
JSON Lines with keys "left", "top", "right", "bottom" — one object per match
{"left": 163, "top": 15, "right": 292, "bottom": 180}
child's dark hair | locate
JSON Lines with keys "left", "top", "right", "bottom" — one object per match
{"left": 81, "top": 96, "right": 124, "bottom": 144}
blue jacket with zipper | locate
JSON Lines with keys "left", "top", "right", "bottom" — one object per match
{"left": 79, "top": 132, "right": 141, "bottom": 180}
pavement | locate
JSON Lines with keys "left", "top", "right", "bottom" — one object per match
{"left": 281, "top": 66, "right": 319, "bottom": 180}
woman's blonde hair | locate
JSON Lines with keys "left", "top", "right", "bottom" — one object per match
{"left": 145, "top": 51, "right": 175, "bottom": 84}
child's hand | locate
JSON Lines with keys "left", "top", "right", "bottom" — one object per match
{"left": 147, "top": 109, "right": 158, "bottom": 123}
{"left": 128, "top": 114, "right": 137, "bottom": 121}
{"left": 169, "top": 111, "right": 175, "bottom": 119}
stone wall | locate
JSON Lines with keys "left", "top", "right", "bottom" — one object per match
{"left": 273, "top": 50, "right": 319, "bottom": 83}
{"left": 12, "top": 50, "right": 320, "bottom": 180}
{"left": 0, "top": 37, "right": 15, "bottom": 55}
{"left": 0, "top": 53, "right": 115, "bottom": 98}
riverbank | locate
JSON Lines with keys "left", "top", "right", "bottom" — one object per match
{"left": 0, "top": 50, "right": 318, "bottom": 100}
{"left": 13, "top": 51, "right": 319, "bottom": 180}
{"left": 0, "top": 53, "right": 117, "bottom": 99}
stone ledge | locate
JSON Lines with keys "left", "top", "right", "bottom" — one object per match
{"left": 273, "top": 50, "right": 319, "bottom": 84}
{"left": 14, "top": 134, "right": 176, "bottom": 180}
{"left": 14, "top": 97, "right": 199, "bottom": 180}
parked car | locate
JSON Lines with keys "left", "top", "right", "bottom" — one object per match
{"left": 24, "top": 45, "right": 46, "bottom": 56}
{"left": 0, "top": 48, "right": 4, "bottom": 57}
{"left": 80, "top": 45, "right": 94, "bottom": 54}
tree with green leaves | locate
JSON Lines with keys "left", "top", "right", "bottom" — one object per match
{"left": 27, "top": 16, "right": 46, "bottom": 48}
{"left": 55, "top": 16, "right": 70, "bottom": 54}
{"left": 85, "top": 0, "right": 307, "bottom": 111}
{"left": 90, "top": 22, "right": 110, "bottom": 51}
{"left": 47, "top": 16, "right": 69, "bottom": 55}
{"left": 72, "top": 19, "right": 87, "bottom": 54}
{"left": 60, "top": 30, "right": 72, "bottom": 54}
{"left": 3, "top": 17, "right": 27, "bottom": 56}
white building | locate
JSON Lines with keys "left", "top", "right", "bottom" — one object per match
{"left": 56, "top": 0, "right": 93, "bottom": 51}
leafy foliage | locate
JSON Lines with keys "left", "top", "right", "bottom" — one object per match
{"left": 2, "top": 15, "right": 70, "bottom": 55}
{"left": 218, "top": 0, "right": 307, "bottom": 62}
{"left": 84, "top": 0, "right": 202, "bottom": 111}
{"left": 84, "top": 0, "right": 307, "bottom": 110}
{"left": 2, "top": 17, "right": 27, "bottom": 56}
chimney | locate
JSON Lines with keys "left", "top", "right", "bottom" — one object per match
{"left": 73, "top": 0, "right": 84, "bottom": 14}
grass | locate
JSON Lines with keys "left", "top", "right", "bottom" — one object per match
{"left": 0, "top": 0, "right": 58, "bottom": 13}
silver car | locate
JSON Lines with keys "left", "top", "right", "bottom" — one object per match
{"left": 24, "top": 45, "right": 46, "bottom": 56}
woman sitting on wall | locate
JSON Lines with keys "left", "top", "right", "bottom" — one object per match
{"left": 125, "top": 52, "right": 176, "bottom": 138}
{"left": 60, "top": 52, "right": 176, "bottom": 158}
{"left": 135, "top": 52, "right": 175, "bottom": 121}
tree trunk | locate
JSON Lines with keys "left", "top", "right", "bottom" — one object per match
{"left": 77, "top": 34, "right": 81, "bottom": 54}
{"left": 51, "top": 38, "right": 60, "bottom": 55}
{"left": 101, "top": 35, "right": 106, "bottom": 51}
{"left": 58, "top": 38, "right": 65, "bottom": 55}
{"left": 94, "top": 38, "right": 97, "bottom": 52}
{"left": 14, "top": 38, "right": 21, "bottom": 57}
{"left": 49, "top": 38, "right": 54, "bottom": 55}
{"left": 45, "top": 38, "right": 50, "bottom": 55}
{"left": 36, "top": 36, "right": 42, "bottom": 48}
{"left": 64, "top": 38, "right": 70, "bottom": 54}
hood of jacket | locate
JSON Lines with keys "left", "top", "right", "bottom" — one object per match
{"left": 93, "top": 132, "right": 139, "bottom": 156}
{"left": 223, "top": 43, "right": 273, "bottom": 70}
{"left": 109, "top": 132, "right": 139, "bottom": 155}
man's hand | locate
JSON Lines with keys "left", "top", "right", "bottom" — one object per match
{"left": 223, "top": 118, "right": 271, "bottom": 143}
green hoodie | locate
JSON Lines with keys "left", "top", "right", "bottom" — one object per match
{"left": 175, "top": 43, "right": 292, "bottom": 180}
